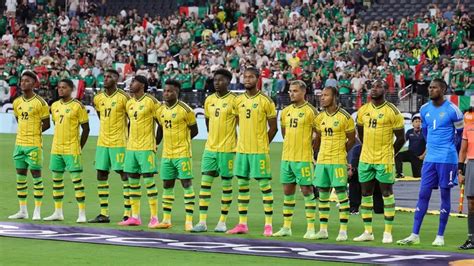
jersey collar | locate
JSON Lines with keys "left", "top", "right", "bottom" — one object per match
{"left": 166, "top": 100, "right": 179, "bottom": 109}
{"left": 370, "top": 100, "right": 387, "bottom": 109}
{"left": 216, "top": 91, "right": 231, "bottom": 99}
{"left": 22, "top": 94, "right": 37, "bottom": 102}
{"left": 293, "top": 101, "right": 308, "bottom": 109}
{"left": 325, "top": 106, "right": 340, "bottom": 116}
{"left": 60, "top": 98, "right": 75, "bottom": 105}
{"left": 244, "top": 91, "right": 261, "bottom": 99}
{"left": 104, "top": 88, "right": 118, "bottom": 98}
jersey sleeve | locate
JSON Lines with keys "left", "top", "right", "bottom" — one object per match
{"left": 314, "top": 113, "right": 322, "bottom": 132}
{"left": 204, "top": 97, "right": 210, "bottom": 118}
{"left": 266, "top": 99, "right": 277, "bottom": 119}
{"left": 51, "top": 103, "right": 57, "bottom": 123}
{"left": 79, "top": 104, "right": 89, "bottom": 124}
{"left": 356, "top": 106, "right": 365, "bottom": 126}
{"left": 345, "top": 116, "right": 355, "bottom": 133}
{"left": 93, "top": 94, "right": 100, "bottom": 111}
{"left": 449, "top": 104, "right": 464, "bottom": 130}
{"left": 280, "top": 108, "right": 287, "bottom": 128}
{"left": 392, "top": 112, "right": 405, "bottom": 130}
{"left": 186, "top": 109, "right": 197, "bottom": 126}
{"left": 154, "top": 103, "right": 162, "bottom": 121}
{"left": 13, "top": 99, "right": 19, "bottom": 118}
{"left": 40, "top": 102, "right": 49, "bottom": 119}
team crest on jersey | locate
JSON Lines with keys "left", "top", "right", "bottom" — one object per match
{"left": 28, "top": 107, "right": 33, "bottom": 111}
{"left": 333, "top": 121, "right": 339, "bottom": 126}
{"left": 172, "top": 113, "right": 177, "bottom": 118}
{"left": 223, "top": 103, "right": 228, "bottom": 108}
{"left": 66, "top": 109, "right": 70, "bottom": 113}
{"left": 253, "top": 103, "right": 258, "bottom": 108}
{"left": 112, "top": 102, "right": 116, "bottom": 107}
{"left": 140, "top": 105, "right": 144, "bottom": 110}
{"left": 439, "top": 112, "right": 445, "bottom": 118}
{"left": 299, "top": 113, "right": 304, "bottom": 117}
{"left": 378, "top": 114, "right": 384, "bottom": 118}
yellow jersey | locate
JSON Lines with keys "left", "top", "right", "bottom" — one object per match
{"left": 158, "top": 101, "right": 197, "bottom": 158}
{"left": 126, "top": 93, "right": 161, "bottom": 151}
{"left": 234, "top": 91, "right": 277, "bottom": 154}
{"left": 93, "top": 89, "right": 130, "bottom": 147}
{"left": 51, "top": 99, "right": 89, "bottom": 155}
{"left": 280, "top": 102, "right": 318, "bottom": 162}
{"left": 13, "top": 94, "right": 49, "bottom": 147}
{"left": 315, "top": 107, "right": 355, "bottom": 164}
{"left": 204, "top": 92, "right": 237, "bottom": 153}
{"left": 356, "top": 101, "right": 404, "bottom": 164}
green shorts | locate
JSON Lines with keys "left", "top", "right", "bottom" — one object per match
{"left": 50, "top": 154, "right": 83, "bottom": 172}
{"left": 160, "top": 157, "right": 193, "bottom": 180}
{"left": 13, "top": 145, "right": 43, "bottom": 170}
{"left": 314, "top": 164, "right": 348, "bottom": 188}
{"left": 234, "top": 153, "right": 271, "bottom": 179}
{"left": 280, "top": 161, "right": 313, "bottom": 185}
{"left": 201, "top": 150, "right": 234, "bottom": 177}
{"left": 124, "top": 150, "right": 157, "bottom": 174}
{"left": 358, "top": 162, "right": 395, "bottom": 184}
{"left": 95, "top": 146, "right": 126, "bottom": 171}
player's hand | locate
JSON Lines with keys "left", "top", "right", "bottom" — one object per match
{"left": 458, "top": 172, "right": 464, "bottom": 185}
{"left": 347, "top": 164, "right": 353, "bottom": 178}
{"left": 418, "top": 155, "right": 425, "bottom": 160}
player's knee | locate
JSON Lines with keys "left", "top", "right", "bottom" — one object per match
{"left": 300, "top": 185, "right": 313, "bottom": 196}
{"left": 202, "top": 171, "right": 218, "bottom": 177}
{"left": 16, "top": 169, "right": 28, "bottom": 175}
{"left": 181, "top": 179, "right": 192, "bottom": 188}
{"left": 30, "top": 170, "right": 41, "bottom": 178}
{"left": 97, "top": 170, "right": 109, "bottom": 180}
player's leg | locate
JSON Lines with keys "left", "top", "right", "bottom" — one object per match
{"left": 375, "top": 164, "right": 396, "bottom": 244}
{"left": 394, "top": 151, "right": 410, "bottom": 178}
{"left": 176, "top": 158, "right": 195, "bottom": 231}
{"left": 227, "top": 153, "right": 250, "bottom": 234}
{"left": 301, "top": 185, "right": 317, "bottom": 239}
{"left": 120, "top": 150, "right": 142, "bottom": 226}
{"left": 26, "top": 147, "right": 43, "bottom": 220}
{"left": 155, "top": 158, "right": 177, "bottom": 229}
{"left": 215, "top": 152, "right": 235, "bottom": 232}
{"left": 353, "top": 162, "right": 376, "bottom": 241}
{"left": 111, "top": 147, "right": 130, "bottom": 220}
{"left": 433, "top": 163, "right": 457, "bottom": 246}
{"left": 117, "top": 170, "right": 131, "bottom": 221}
{"left": 331, "top": 164, "right": 350, "bottom": 241}
{"left": 252, "top": 154, "right": 273, "bottom": 236}
{"left": 9, "top": 146, "right": 32, "bottom": 219}
{"left": 89, "top": 146, "right": 111, "bottom": 223}
{"left": 273, "top": 161, "right": 296, "bottom": 237}
{"left": 65, "top": 154, "right": 86, "bottom": 223}
{"left": 398, "top": 162, "right": 436, "bottom": 245}
{"left": 44, "top": 154, "right": 66, "bottom": 221}
{"left": 138, "top": 151, "right": 159, "bottom": 228}
{"left": 314, "top": 164, "right": 331, "bottom": 239}
{"left": 460, "top": 160, "right": 474, "bottom": 250}
{"left": 192, "top": 150, "right": 218, "bottom": 232}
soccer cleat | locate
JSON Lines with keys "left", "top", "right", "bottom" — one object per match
{"left": 148, "top": 217, "right": 159, "bottom": 228}
{"left": 118, "top": 217, "right": 141, "bottom": 226}
{"left": 153, "top": 222, "right": 173, "bottom": 229}
{"left": 263, "top": 225, "right": 273, "bottom": 237}
{"left": 8, "top": 211, "right": 28, "bottom": 220}
{"left": 226, "top": 224, "right": 249, "bottom": 234}
{"left": 397, "top": 234, "right": 420, "bottom": 245}
{"left": 32, "top": 207, "right": 41, "bottom": 221}
{"left": 432, "top": 236, "right": 445, "bottom": 246}
{"left": 314, "top": 230, "right": 329, "bottom": 240}
{"left": 43, "top": 210, "right": 64, "bottom": 221}
{"left": 76, "top": 209, "right": 87, "bottom": 223}
{"left": 353, "top": 231, "right": 375, "bottom": 242}
{"left": 272, "top": 227, "right": 292, "bottom": 237}
{"left": 185, "top": 222, "right": 193, "bottom": 232}
{"left": 88, "top": 214, "right": 110, "bottom": 223}
{"left": 214, "top": 222, "right": 227, "bottom": 233}
{"left": 303, "top": 230, "right": 317, "bottom": 240}
{"left": 459, "top": 239, "right": 474, "bottom": 250}
{"left": 336, "top": 231, "right": 348, "bottom": 242}
{"left": 191, "top": 222, "right": 208, "bottom": 233}
{"left": 382, "top": 232, "right": 393, "bottom": 244}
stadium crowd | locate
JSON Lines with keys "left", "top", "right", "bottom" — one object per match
{"left": 0, "top": 0, "right": 472, "bottom": 109}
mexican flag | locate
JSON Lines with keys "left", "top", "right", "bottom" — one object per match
{"left": 112, "top": 62, "right": 133, "bottom": 77}
{"left": 414, "top": 23, "right": 429, "bottom": 36}
{"left": 179, "top": 6, "right": 208, "bottom": 18}
{"left": 448, "top": 95, "right": 474, "bottom": 112}
{"left": 71, "top": 79, "right": 85, "bottom": 99}
{"left": 261, "top": 77, "right": 278, "bottom": 97}
{"left": 142, "top": 18, "right": 155, "bottom": 33}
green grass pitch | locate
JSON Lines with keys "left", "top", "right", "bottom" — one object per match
{"left": 0, "top": 134, "right": 470, "bottom": 265}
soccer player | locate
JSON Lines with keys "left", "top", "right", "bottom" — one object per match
{"left": 354, "top": 79, "right": 405, "bottom": 243}
{"left": 89, "top": 69, "right": 130, "bottom": 223}
{"left": 154, "top": 79, "right": 198, "bottom": 231}
{"left": 9, "top": 71, "right": 50, "bottom": 220}
{"left": 272, "top": 80, "right": 318, "bottom": 239}
{"left": 313, "top": 86, "right": 356, "bottom": 241}
{"left": 458, "top": 108, "right": 474, "bottom": 250}
{"left": 398, "top": 79, "right": 464, "bottom": 246}
{"left": 227, "top": 67, "right": 278, "bottom": 237}
{"left": 44, "top": 79, "right": 90, "bottom": 222}
{"left": 120, "top": 75, "right": 161, "bottom": 227}
{"left": 191, "top": 69, "right": 236, "bottom": 233}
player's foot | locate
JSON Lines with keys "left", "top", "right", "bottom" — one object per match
{"left": 353, "top": 231, "right": 374, "bottom": 242}
{"left": 272, "top": 227, "right": 292, "bottom": 237}
{"left": 303, "top": 230, "right": 317, "bottom": 240}
{"left": 350, "top": 209, "right": 359, "bottom": 215}
{"left": 336, "top": 231, "right": 348, "bottom": 241}
{"left": 8, "top": 211, "right": 28, "bottom": 219}
{"left": 43, "top": 210, "right": 64, "bottom": 221}
{"left": 315, "top": 230, "right": 328, "bottom": 240}
{"left": 432, "top": 235, "right": 445, "bottom": 246}
{"left": 32, "top": 207, "right": 41, "bottom": 221}
{"left": 214, "top": 222, "right": 227, "bottom": 233}
{"left": 397, "top": 233, "right": 420, "bottom": 245}
{"left": 185, "top": 222, "right": 193, "bottom": 232}
{"left": 76, "top": 209, "right": 87, "bottom": 223}
{"left": 88, "top": 214, "right": 110, "bottom": 223}
{"left": 153, "top": 222, "right": 173, "bottom": 229}
{"left": 191, "top": 222, "right": 208, "bottom": 233}
{"left": 382, "top": 232, "right": 393, "bottom": 244}
{"left": 226, "top": 224, "right": 248, "bottom": 234}
{"left": 148, "top": 217, "right": 159, "bottom": 228}
{"left": 118, "top": 217, "right": 141, "bottom": 226}
{"left": 459, "top": 239, "right": 474, "bottom": 250}
{"left": 263, "top": 225, "right": 273, "bottom": 237}
{"left": 396, "top": 173, "right": 405, "bottom": 179}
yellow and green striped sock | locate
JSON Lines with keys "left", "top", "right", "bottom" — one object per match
{"left": 128, "top": 177, "right": 141, "bottom": 218}
{"left": 52, "top": 172, "right": 64, "bottom": 209}
{"left": 71, "top": 172, "right": 85, "bottom": 210}
{"left": 304, "top": 194, "right": 316, "bottom": 231}
{"left": 283, "top": 194, "right": 295, "bottom": 228}
{"left": 336, "top": 187, "right": 349, "bottom": 232}
{"left": 97, "top": 180, "right": 109, "bottom": 216}
{"left": 383, "top": 194, "right": 395, "bottom": 234}
{"left": 32, "top": 176, "right": 43, "bottom": 207}
{"left": 219, "top": 177, "right": 233, "bottom": 223}
{"left": 318, "top": 191, "right": 330, "bottom": 231}
{"left": 162, "top": 188, "right": 174, "bottom": 222}
{"left": 121, "top": 180, "right": 131, "bottom": 218}
{"left": 361, "top": 195, "right": 373, "bottom": 233}
{"left": 144, "top": 177, "right": 158, "bottom": 218}
{"left": 16, "top": 174, "right": 28, "bottom": 207}
{"left": 258, "top": 179, "right": 273, "bottom": 226}
{"left": 199, "top": 175, "right": 214, "bottom": 223}
{"left": 237, "top": 177, "right": 250, "bottom": 224}
{"left": 184, "top": 186, "right": 195, "bottom": 224}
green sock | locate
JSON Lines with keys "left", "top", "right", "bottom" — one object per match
{"left": 121, "top": 180, "right": 131, "bottom": 217}
{"left": 162, "top": 188, "right": 174, "bottom": 222}
{"left": 361, "top": 195, "right": 373, "bottom": 233}
{"left": 52, "top": 172, "right": 64, "bottom": 209}
{"left": 199, "top": 175, "right": 214, "bottom": 223}
{"left": 318, "top": 191, "right": 330, "bottom": 231}
{"left": 383, "top": 194, "right": 395, "bottom": 234}
{"left": 32, "top": 176, "right": 44, "bottom": 208}
{"left": 304, "top": 194, "right": 316, "bottom": 231}
{"left": 128, "top": 177, "right": 141, "bottom": 218}
{"left": 71, "top": 172, "right": 85, "bottom": 210}
{"left": 237, "top": 177, "right": 250, "bottom": 224}
{"left": 283, "top": 194, "right": 295, "bottom": 228}
{"left": 144, "top": 177, "right": 158, "bottom": 218}
{"left": 184, "top": 186, "right": 195, "bottom": 224}
{"left": 335, "top": 187, "right": 349, "bottom": 232}
{"left": 16, "top": 174, "right": 28, "bottom": 207}
{"left": 258, "top": 179, "right": 273, "bottom": 226}
{"left": 219, "top": 177, "right": 233, "bottom": 223}
{"left": 97, "top": 180, "right": 109, "bottom": 216}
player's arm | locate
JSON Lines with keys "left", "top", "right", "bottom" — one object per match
{"left": 156, "top": 121, "right": 163, "bottom": 145}
{"left": 267, "top": 117, "right": 277, "bottom": 143}
{"left": 356, "top": 124, "right": 364, "bottom": 144}
{"left": 313, "top": 129, "right": 321, "bottom": 154}
{"left": 80, "top": 122, "right": 90, "bottom": 149}
{"left": 205, "top": 117, "right": 209, "bottom": 132}
{"left": 345, "top": 130, "right": 356, "bottom": 152}
{"left": 41, "top": 117, "right": 50, "bottom": 132}
{"left": 393, "top": 128, "right": 406, "bottom": 155}
{"left": 458, "top": 139, "right": 468, "bottom": 184}
{"left": 189, "top": 123, "right": 198, "bottom": 139}
{"left": 280, "top": 124, "right": 286, "bottom": 139}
